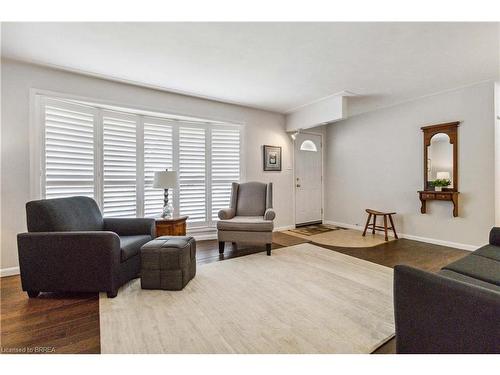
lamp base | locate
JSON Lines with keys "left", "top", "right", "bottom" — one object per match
{"left": 161, "top": 188, "right": 174, "bottom": 219}
{"left": 161, "top": 203, "right": 174, "bottom": 219}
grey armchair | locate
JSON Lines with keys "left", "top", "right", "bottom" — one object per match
{"left": 17, "top": 196, "right": 155, "bottom": 298}
{"left": 217, "top": 182, "right": 275, "bottom": 256}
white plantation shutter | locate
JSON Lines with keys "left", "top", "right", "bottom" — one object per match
{"left": 43, "top": 98, "right": 96, "bottom": 199}
{"left": 102, "top": 111, "right": 137, "bottom": 217}
{"left": 211, "top": 127, "right": 240, "bottom": 220}
{"left": 143, "top": 117, "right": 173, "bottom": 217}
{"left": 179, "top": 126, "right": 206, "bottom": 224}
{"left": 39, "top": 95, "right": 242, "bottom": 229}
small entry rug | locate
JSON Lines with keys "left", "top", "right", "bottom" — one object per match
{"left": 289, "top": 224, "right": 345, "bottom": 236}
{"left": 100, "top": 243, "right": 394, "bottom": 353}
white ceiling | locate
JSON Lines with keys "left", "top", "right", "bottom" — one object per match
{"left": 1, "top": 22, "right": 499, "bottom": 114}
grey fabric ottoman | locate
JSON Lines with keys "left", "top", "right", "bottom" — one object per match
{"left": 140, "top": 236, "right": 196, "bottom": 290}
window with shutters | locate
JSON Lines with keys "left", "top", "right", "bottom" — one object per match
{"left": 143, "top": 118, "right": 173, "bottom": 217}
{"left": 179, "top": 126, "right": 206, "bottom": 224}
{"left": 43, "top": 98, "right": 97, "bottom": 200}
{"left": 38, "top": 95, "right": 242, "bottom": 229}
{"left": 102, "top": 111, "right": 137, "bottom": 218}
{"left": 211, "top": 127, "right": 240, "bottom": 220}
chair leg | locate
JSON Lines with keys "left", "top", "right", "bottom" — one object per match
{"left": 383, "top": 215, "right": 389, "bottom": 241}
{"left": 266, "top": 243, "right": 272, "bottom": 256}
{"left": 389, "top": 214, "right": 399, "bottom": 239}
{"left": 372, "top": 215, "right": 377, "bottom": 234}
{"left": 27, "top": 290, "right": 40, "bottom": 298}
{"left": 362, "top": 213, "right": 372, "bottom": 236}
{"left": 219, "top": 241, "right": 225, "bottom": 254}
{"left": 107, "top": 290, "right": 118, "bottom": 298}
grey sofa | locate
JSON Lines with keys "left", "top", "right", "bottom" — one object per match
{"left": 217, "top": 182, "right": 275, "bottom": 256}
{"left": 17, "top": 196, "right": 155, "bottom": 298}
{"left": 394, "top": 227, "right": 500, "bottom": 353}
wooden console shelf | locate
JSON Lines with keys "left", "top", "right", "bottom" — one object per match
{"left": 418, "top": 191, "right": 459, "bottom": 217}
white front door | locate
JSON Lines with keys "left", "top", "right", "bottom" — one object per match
{"left": 294, "top": 133, "right": 322, "bottom": 225}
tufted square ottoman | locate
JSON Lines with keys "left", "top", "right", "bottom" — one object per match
{"left": 140, "top": 236, "right": 196, "bottom": 290}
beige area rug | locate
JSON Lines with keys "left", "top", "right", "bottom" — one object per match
{"left": 100, "top": 243, "right": 395, "bottom": 354}
{"left": 286, "top": 226, "right": 394, "bottom": 248}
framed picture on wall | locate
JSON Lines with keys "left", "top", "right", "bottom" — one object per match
{"left": 263, "top": 145, "right": 282, "bottom": 171}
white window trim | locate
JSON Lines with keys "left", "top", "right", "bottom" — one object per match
{"left": 30, "top": 88, "right": 245, "bottom": 230}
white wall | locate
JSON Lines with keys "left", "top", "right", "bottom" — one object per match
{"left": 286, "top": 95, "right": 346, "bottom": 131}
{"left": 324, "top": 81, "right": 496, "bottom": 249}
{"left": 0, "top": 58, "right": 292, "bottom": 272}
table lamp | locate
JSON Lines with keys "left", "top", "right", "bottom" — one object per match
{"left": 153, "top": 170, "right": 178, "bottom": 218}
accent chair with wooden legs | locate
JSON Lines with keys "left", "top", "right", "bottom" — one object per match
{"left": 217, "top": 182, "right": 275, "bottom": 256}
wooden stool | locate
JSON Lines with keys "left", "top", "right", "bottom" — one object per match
{"left": 362, "top": 209, "right": 398, "bottom": 241}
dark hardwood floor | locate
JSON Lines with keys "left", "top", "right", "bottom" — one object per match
{"left": 0, "top": 233, "right": 469, "bottom": 354}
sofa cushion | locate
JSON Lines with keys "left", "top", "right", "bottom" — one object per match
{"left": 120, "top": 235, "right": 152, "bottom": 262}
{"left": 438, "top": 269, "right": 500, "bottom": 292}
{"left": 235, "top": 182, "right": 267, "bottom": 216}
{"left": 217, "top": 216, "right": 273, "bottom": 232}
{"left": 442, "top": 254, "right": 500, "bottom": 286}
{"left": 26, "top": 196, "right": 103, "bottom": 232}
{"left": 473, "top": 244, "right": 500, "bottom": 261}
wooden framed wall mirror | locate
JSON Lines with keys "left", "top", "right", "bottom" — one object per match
{"left": 418, "top": 121, "right": 460, "bottom": 217}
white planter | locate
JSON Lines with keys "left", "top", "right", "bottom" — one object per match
{"left": 435, "top": 186, "right": 442, "bottom": 192}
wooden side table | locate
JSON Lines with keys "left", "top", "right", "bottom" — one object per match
{"left": 155, "top": 216, "right": 188, "bottom": 237}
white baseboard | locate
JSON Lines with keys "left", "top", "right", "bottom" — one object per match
{"left": 1, "top": 266, "right": 20, "bottom": 277}
{"left": 324, "top": 220, "right": 479, "bottom": 251}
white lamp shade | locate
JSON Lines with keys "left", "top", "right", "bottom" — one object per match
{"left": 436, "top": 171, "right": 450, "bottom": 180}
{"left": 153, "top": 171, "right": 178, "bottom": 188}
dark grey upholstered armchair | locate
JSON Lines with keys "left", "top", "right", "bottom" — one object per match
{"left": 217, "top": 182, "right": 275, "bottom": 256}
{"left": 17, "top": 196, "right": 155, "bottom": 298}
{"left": 394, "top": 227, "right": 500, "bottom": 353}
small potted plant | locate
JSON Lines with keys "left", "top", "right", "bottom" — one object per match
{"left": 431, "top": 179, "right": 451, "bottom": 192}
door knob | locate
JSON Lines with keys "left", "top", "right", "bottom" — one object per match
{"left": 296, "top": 184, "right": 301, "bottom": 188}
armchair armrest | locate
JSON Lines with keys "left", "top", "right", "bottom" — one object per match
{"left": 103, "top": 218, "right": 155, "bottom": 237}
{"left": 264, "top": 208, "right": 276, "bottom": 221}
{"left": 489, "top": 227, "right": 500, "bottom": 246}
{"left": 394, "top": 265, "right": 500, "bottom": 354}
{"left": 218, "top": 208, "right": 236, "bottom": 220}
{"left": 17, "top": 231, "right": 121, "bottom": 292}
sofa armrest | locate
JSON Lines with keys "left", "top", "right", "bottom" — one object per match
{"left": 489, "top": 227, "right": 500, "bottom": 246}
{"left": 264, "top": 208, "right": 276, "bottom": 221}
{"left": 218, "top": 208, "right": 236, "bottom": 220}
{"left": 17, "top": 231, "right": 121, "bottom": 292}
{"left": 394, "top": 265, "right": 500, "bottom": 354}
{"left": 103, "top": 218, "right": 156, "bottom": 237}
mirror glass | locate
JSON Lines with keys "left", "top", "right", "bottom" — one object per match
{"left": 427, "top": 132, "right": 453, "bottom": 188}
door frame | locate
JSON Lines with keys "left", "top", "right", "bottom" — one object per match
{"left": 292, "top": 130, "right": 325, "bottom": 227}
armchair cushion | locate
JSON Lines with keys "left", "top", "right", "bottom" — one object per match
{"left": 120, "top": 235, "right": 152, "bottom": 262}
{"left": 236, "top": 182, "right": 267, "bottom": 216}
{"left": 217, "top": 216, "right": 273, "bottom": 232}
{"left": 473, "top": 244, "right": 500, "bottom": 261}
{"left": 26, "top": 196, "right": 103, "bottom": 232}
{"left": 218, "top": 208, "right": 236, "bottom": 220}
{"left": 442, "top": 254, "right": 500, "bottom": 286}
{"left": 104, "top": 217, "right": 156, "bottom": 237}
